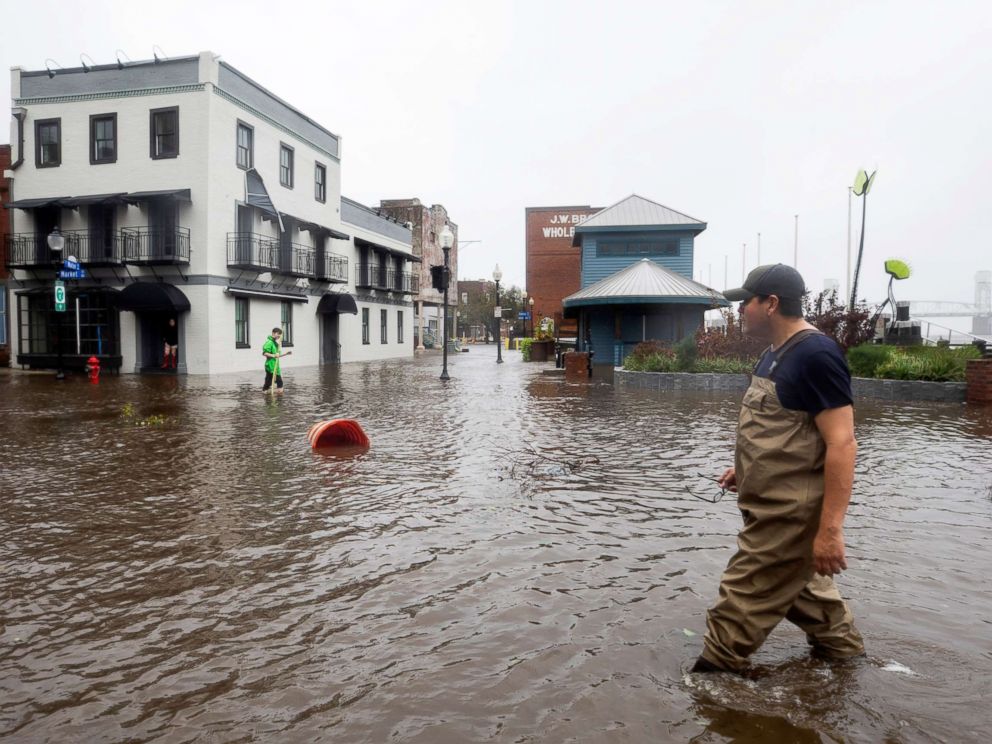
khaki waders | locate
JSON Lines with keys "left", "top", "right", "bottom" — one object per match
{"left": 701, "top": 330, "right": 864, "bottom": 671}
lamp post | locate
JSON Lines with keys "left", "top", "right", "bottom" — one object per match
{"left": 528, "top": 296, "right": 534, "bottom": 337}
{"left": 48, "top": 227, "right": 66, "bottom": 380}
{"left": 439, "top": 225, "right": 454, "bottom": 380}
{"left": 493, "top": 264, "right": 503, "bottom": 364}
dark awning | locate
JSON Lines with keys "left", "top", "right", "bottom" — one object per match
{"left": 225, "top": 287, "right": 309, "bottom": 303}
{"left": 60, "top": 193, "right": 128, "bottom": 208}
{"left": 316, "top": 292, "right": 359, "bottom": 315}
{"left": 245, "top": 169, "right": 284, "bottom": 232}
{"left": 116, "top": 282, "right": 191, "bottom": 312}
{"left": 123, "top": 189, "right": 192, "bottom": 205}
{"left": 354, "top": 236, "right": 420, "bottom": 263}
{"left": 288, "top": 214, "right": 349, "bottom": 241}
{"left": 4, "top": 196, "right": 71, "bottom": 209}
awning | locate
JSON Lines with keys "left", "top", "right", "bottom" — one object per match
{"left": 293, "top": 217, "right": 350, "bottom": 241}
{"left": 245, "top": 169, "right": 284, "bottom": 232}
{"left": 354, "top": 236, "right": 420, "bottom": 263}
{"left": 116, "top": 282, "right": 191, "bottom": 312}
{"left": 123, "top": 189, "right": 192, "bottom": 205}
{"left": 225, "top": 287, "right": 309, "bottom": 303}
{"left": 4, "top": 196, "right": 71, "bottom": 209}
{"left": 316, "top": 292, "right": 359, "bottom": 315}
{"left": 60, "top": 193, "right": 128, "bottom": 208}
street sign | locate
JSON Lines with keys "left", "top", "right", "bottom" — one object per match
{"left": 58, "top": 269, "right": 87, "bottom": 280}
{"left": 63, "top": 257, "right": 81, "bottom": 271}
{"left": 518, "top": 311, "right": 531, "bottom": 320}
{"left": 54, "top": 280, "right": 66, "bottom": 312}
{"left": 494, "top": 307, "right": 503, "bottom": 318}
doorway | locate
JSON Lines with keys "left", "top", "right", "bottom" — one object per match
{"left": 322, "top": 314, "right": 340, "bottom": 364}
{"left": 137, "top": 312, "right": 182, "bottom": 372}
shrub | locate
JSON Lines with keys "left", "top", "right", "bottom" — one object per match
{"left": 846, "top": 344, "right": 893, "bottom": 378}
{"left": 694, "top": 358, "right": 755, "bottom": 374}
{"left": 519, "top": 337, "right": 533, "bottom": 362}
{"left": 804, "top": 290, "right": 878, "bottom": 351}
{"left": 674, "top": 335, "right": 698, "bottom": 371}
{"left": 695, "top": 310, "right": 767, "bottom": 360}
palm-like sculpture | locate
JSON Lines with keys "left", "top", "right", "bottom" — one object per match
{"left": 849, "top": 169, "right": 877, "bottom": 307}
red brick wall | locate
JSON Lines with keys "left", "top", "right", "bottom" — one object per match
{"left": 0, "top": 145, "right": 11, "bottom": 366}
{"left": 378, "top": 199, "right": 458, "bottom": 310}
{"left": 525, "top": 205, "right": 601, "bottom": 333}
{"left": 966, "top": 359, "right": 992, "bottom": 405}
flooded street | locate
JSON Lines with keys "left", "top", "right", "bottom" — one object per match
{"left": 2, "top": 345, "right": 991, "bottom": 743}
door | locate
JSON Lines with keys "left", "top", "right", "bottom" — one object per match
{"left": 236, "top": 204, "right": 253, "bottom": 265}
{"left": 35, "top": 206, "right": 60, "bottom": 263}
{"left": 149, "top": 199, "right": 177, "bottom": 258}
{"left": 322, "top": 315, "right": 340, "bottom": 364}
{"left": 88, "top": 204, "right": 115, "bottom": 261}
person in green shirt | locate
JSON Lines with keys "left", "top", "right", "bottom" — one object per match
{"left": 262, "top": 328, "right": 291, "bottom": 393}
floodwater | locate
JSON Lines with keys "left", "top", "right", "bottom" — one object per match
{"left": 2, "top": 345, "right": 991, "bottom": 743}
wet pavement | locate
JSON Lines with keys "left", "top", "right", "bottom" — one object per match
{"left": 2, "top": 346, "right": 991, "bottom": 743}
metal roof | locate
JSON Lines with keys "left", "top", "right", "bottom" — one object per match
{"left": 572, "top": 194, "right": 706, "bottom": 245}
{"left": 563, "top": 258, "right": 729, "bottom": 307}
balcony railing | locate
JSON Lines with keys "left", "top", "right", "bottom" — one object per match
{"left": 386, "top": 270, "right": 419, "bottom": 294}
{"left": 316, "top": 251, "right": 348, "bottom": 283}
{"left": 227, "top": 232, "right": 280, "bottom": 272}
{"left": 281, "top": 242, "right": 316, "bottom": 278}
{"left": 4, "top": 232, "right": 64, "bottom": 268}
{"left": 356, "top": 264, "right": 389, "bottom": 289}
{"left": 121, "top": 226, "right": 191, "bottom": 265}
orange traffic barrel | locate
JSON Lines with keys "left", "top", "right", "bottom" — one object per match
{"left": 307, "top": 419, "right": 370, "bottom": 449}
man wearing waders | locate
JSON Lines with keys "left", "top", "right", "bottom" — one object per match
{"left": 692, "top": 264, "right": 864, "bottom": 673}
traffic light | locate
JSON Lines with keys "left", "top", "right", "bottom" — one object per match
{"left": 430, "top": 265, "right": 448, "bottom": 291}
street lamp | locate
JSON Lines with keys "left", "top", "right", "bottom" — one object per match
{"left": 528, "top": 296, "right": 534, "bottom": 337}
{"left": 48, "top": 227, "right": 66, "bottom": 380}
{"left": 493, "top": 264, "right": 503, "bottom": 364}
{"left": 439, "top": 225, "right": 454, "bottom": 380}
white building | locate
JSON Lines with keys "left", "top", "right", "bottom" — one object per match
{"left": 3, "top": 51, "right": 418, "bottom": 374}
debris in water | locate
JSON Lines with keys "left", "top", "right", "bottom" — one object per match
{"left": 881, "top": 660, "right": 917, "bottom": 675}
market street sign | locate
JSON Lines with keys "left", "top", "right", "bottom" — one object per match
{"left": 58, "top": 269, "right": 87, "bottom": 280}
{"left": 54, "top": 280, "right": 66, "bottom": 312}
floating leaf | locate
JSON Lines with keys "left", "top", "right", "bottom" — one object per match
{"left": 682, "top": 628, "right": 697, "bottom": 637}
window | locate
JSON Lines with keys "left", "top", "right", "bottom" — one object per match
{"left": 314, "top": 162, "right": 326, "bottom": 202}
{"left": 17, "top": 289, "right": 120, "bottom": 356}
{"left": 236, "top": 121, "right": 253, "bottom": 170}
{"left": 596, "top": 239, "right": 679, "bottom": 258}
{"left": 380, "top": 309, "right": 388, "bottom": 344}
{"left": 150, "top": 107, "right": 179, "bottom": 159}
{"left": 35, "top": 118, "right": 61, "bottom": 167}
{"left": 281, "top": 301, "right": 294, "bottom": 346}
{"left": 362, "top": 308, "right": 370, "bottom": 344}
{"left": 235, "top": 297, "right": 250, "bottom": 347}
{"left": 397, "top": 310, "right": 404, "bottom": 344}
{"left": 279, "top": 144, "right": 294, "bottom": 187}
{"left": 89, "top": 113, "right": 117, "bottom": 164}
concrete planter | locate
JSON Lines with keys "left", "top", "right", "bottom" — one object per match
{"left": 615, "top": 369, "right": 968, "bottom": 403}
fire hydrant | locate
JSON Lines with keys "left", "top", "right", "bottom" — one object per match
{"left": 85, "top": 356, "right": 100, "bottom": 384}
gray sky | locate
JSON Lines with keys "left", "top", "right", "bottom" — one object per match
{"left": 3, "top": 0, "right": 990, "bottom": 314}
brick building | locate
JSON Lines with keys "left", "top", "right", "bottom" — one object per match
{"left": 525, "top": 205, "right": 601, "bottom": 335}
{"left": 0, "top": 145, "right": 10, "bottom": 366}
{"left": 378, "top": 199, "right": 458, "bottom": 348}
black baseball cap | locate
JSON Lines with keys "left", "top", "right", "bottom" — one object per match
{"left": 723, "top": 263, "right": 806, "bottom": 302}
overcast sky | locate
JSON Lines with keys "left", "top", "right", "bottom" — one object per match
{"left": 3, "top": 0, "right": 990, "bottom": 315}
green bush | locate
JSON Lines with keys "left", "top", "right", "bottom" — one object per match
{"left": 848, "top": 343, "right": 978, "bottom": 381}
{"left": 674, "top": 335, "right": 698, "bottom": 371}
{"left": 847, "top": 344, "right": 893, "bottom": 378}
{"left": 624, "top": 352, "right": 679, "bottom": 372}
{"left": 519, "top": 337, "right": 533, "bottom": 362}
{"left": 694, "top": 358, "right": 755, "bottom": 374}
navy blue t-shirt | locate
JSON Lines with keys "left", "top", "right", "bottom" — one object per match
{"left": 753, "top": 333, "right": 853, "bottom": 415}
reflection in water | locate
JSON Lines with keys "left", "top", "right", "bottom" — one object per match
{"left": 1, "top": 348, "right": 991, "bottom": 742}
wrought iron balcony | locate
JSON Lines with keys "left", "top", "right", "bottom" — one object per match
{"left": 121, "top": 226, "right": 191, "bottom": 265}
{"left": 4, "top": 232, "right": 65, "bottom": 268}
{"left": 356, "top": 264, "right": 389, "bottom": 290}
{"left": 227, "top": 232, "right": 280, "bottom": 272}
{"left": 281, "top": 242, "right": 316, "bottom": 278}
{"left": 386, "top": 270, "right": 419, "bottom": 294}
{"left": 3, "top": 230, "right": 123, "bottom": 268}
{"left": 316, "top": 251, "right": 348, "bottom": 283}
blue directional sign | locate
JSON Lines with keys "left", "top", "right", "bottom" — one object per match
{"left": 58, "top": 269, "right": 87, "bottom": 280}
{"left": 63, "top": 258, "right": 81, "bottom": 271}
{"left": 518, "top": 311, "right": 531, "bottom": 320}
